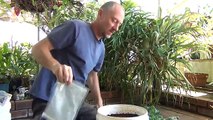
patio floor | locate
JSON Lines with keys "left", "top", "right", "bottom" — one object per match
{"left": 160, "top": 85, "right": 213, "bottom": 119}
{"left": 158, "top": 105, "right": 213, "bottom": 120}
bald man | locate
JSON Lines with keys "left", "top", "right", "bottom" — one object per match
{"left": 30, "top": 1, "right": 125, "bottom": 120}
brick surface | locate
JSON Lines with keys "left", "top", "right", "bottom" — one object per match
{"left": 196, "top": 99, "right": 208, "bottom": 107}
{"left": 11, "top": 109, "right": 28, "bottom": 119}
{"left": 87, "top": 91, "right": 122, "bottom": 105}
{"left": 173, "top": 95, "right": 184, "bottom": 103}
{"left": 181, "top": 103, "right": 197, "bottom": 112}
{"left": 207, "top": 101, "right": 213, "bottom": 109}
{"left": 101, "top": 91, "right": 121, "bottom": 99}
{"left": 197, "top": 106, "right": 213, "bottom": 118}
{"left": 162, "top": 100, "right": 176, "bottom": 107}
{"left": 184, "top": 97, "right": 197, "bottom": 105}
{"left": 15, "top": 99, "right": 32, "bottom": 110}
{"left": 10, "top": 100, "right": 15, "bottom": 110}
{"left": 86, "top": 91, "right": 121, "bottom": 101}
{"left": 105, "top": 98, "right": 122, "bottom": 105}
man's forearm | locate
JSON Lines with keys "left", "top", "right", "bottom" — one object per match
{"left": 88, "top": 71, "right": 103, "bottom": 107}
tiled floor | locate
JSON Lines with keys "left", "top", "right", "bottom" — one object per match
{"left": 158, "top": 105, "right": 213, "bottom": 120}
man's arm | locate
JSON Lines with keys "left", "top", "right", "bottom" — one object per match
{"left": 32, "top": 37, "right": 57, "bottom": 70}
{"left": 87, "top": 71, "right": 103, "bottom": 108}
{"left": 31, "top": 37, "right": 73, "bottom": 84}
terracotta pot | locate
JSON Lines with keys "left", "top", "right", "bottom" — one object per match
{"left": 184, "top": 73, "right": 208, "bottom": 87}
{"left": 96, "top": 104, "right": 149, "bottom": 120}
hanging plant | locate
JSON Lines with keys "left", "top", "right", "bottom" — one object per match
{"left": 10, "top": 0, "right": 62, "bottom": 13}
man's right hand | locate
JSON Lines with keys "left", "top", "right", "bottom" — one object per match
{"left": 51, "top": 63, "right": 73, "bottom": 85}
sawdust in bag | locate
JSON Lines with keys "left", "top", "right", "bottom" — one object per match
{"left": 42, "top": 80, "right": 89, "bottom": 120}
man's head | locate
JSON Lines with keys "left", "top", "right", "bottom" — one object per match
{"left": 96, "top": 1, "right": 125, "bottom": 39}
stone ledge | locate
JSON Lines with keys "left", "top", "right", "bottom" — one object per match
{"left": 160, "top": 92, "right": 213, "bottom": 118}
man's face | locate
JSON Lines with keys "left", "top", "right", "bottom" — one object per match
{"left": 100, "top": 5, "right": 125, "bottom": 38}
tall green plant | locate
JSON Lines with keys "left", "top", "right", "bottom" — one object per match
{"left": 100, "top": 1, "right": 209, "bottom": 105}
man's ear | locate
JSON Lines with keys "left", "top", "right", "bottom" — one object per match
{"left": 98, "top": 9, "right": 104, "bottom": 18}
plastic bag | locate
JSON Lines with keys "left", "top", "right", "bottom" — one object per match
{"left": 42, "top": 81, "right": 89, "bottom": 120}
{"left": 0, "top": 90, "right": 12, "bottom": 120}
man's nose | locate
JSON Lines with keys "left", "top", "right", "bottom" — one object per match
{"left": 113, "top": 24, "right": 119, "bottom": 32}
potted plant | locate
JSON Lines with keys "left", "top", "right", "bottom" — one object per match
{"left": 0, "top": 42, "right": 39, "bottom": 95}
{"left": 36, "top": 0, "right": 96, "bottom": 33}
{"left": 10, "top": 0, "right": 63, "bottom": 13}
{"left": 0, "top": 43, "right": 13, "bottom": 92}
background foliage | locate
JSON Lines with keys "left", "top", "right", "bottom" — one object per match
{"left": 0, "top": 0, "right": 211, "bottom": 106}
{"left": 99, "top": 0, "right": 210, "bottom": 105}
{"left": 0, "top": 42, "right": 39, "bottom": 85}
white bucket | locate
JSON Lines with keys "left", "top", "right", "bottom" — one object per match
{"left": 96, "top": 104, "right": 149, "bottom": 120}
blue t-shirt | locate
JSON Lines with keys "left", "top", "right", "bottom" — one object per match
{"left": 30, "top": 20, "right": 105, "bottom": 101}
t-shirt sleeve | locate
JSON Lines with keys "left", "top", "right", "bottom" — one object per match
{"left": 47, "top": 21, "right": 77, "bottom": 49}
{"left": 93, "top": 47, "right": 105, "bottom": 72}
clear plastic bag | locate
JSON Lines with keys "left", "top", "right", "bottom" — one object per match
{"left": 0, "top": 90, "right": 12, "bottom": 120}
{"left": 42, "top": 81, "right": 89, "bottom": 120}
